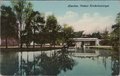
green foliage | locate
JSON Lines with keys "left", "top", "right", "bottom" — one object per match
{"left": 1, "top": 5, "right": 18, "bottom": 38}
{"left": 11, "top": 0, "right": 31, "bottom": 47}
{"left": 1, "top": 5, "right": 18, "bottom": 48}
{"left": 45, "top": 15, "right": 61, "bottom": 46}
{"left": 116, "top": 12, "right": 120, "bottom": 23}
{"left": 62, "top": 24, "right": 74, "bottom": 43}
{"left": 100, "top": 29, "right": 111, "bottom": 45}
{"left": 11, "top": 0, "right": 45, "bottom": 47}
{"left": 46, "top": 15, "right": 58, "bottom": 32}
{"left": 110, "top": 12, "right": 120, "bottom": 51}
{"left": 2, "top": 2, "right": 76, "bottom": 48}
{"left": 74, "top": 31, "right": 84, "bottom": 38}
{"left": 66, "top": 39, "right": 75, "bottom": 47}
{"left": 91, "top": 32, "right": 102, "bottom": 39}
{"left": 11, "top": 0, "right": 27, "bottom": 25}
{"left": 23, "top": 11, "right": 45, "bottom": 47}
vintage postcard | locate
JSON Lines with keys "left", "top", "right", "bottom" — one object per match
{"left": 0, "top": 0, "right": 120, "bottom": 76}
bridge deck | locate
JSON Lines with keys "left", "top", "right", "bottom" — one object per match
{"left": 72, "top": 38, "right": 99, "bottom": 42}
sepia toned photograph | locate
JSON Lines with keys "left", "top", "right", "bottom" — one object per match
{"left": 0, "top": 0, "right": 120, "bottom": 76}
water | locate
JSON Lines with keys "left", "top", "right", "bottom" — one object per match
{"left": 0, "top": 49, "right": 119, "bottom": 76}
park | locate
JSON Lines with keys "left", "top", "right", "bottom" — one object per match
{"left": 0, "top": 0, "right": 119, "bottom": 76}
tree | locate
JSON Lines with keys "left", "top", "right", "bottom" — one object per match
{"left": 74, "top": 31, "right": 84, "bottom": 38}
{"left": 111, "top": 12, "right": 120, "bottom": 51}
{"left": 46, "top": 15, "right": 58, "bottom": 32}
{"left": 101, "top": 29, "right": 111, "bottom": 45}
{"left": 62, "top": 24, "right": 74, "bottom": 45}
{"left": 1, "top": 5, "right": 17, "bottom": 48}
{"left": 91, "top": 31, "right": 102, "bottom": 39}
{"left": 20, "top": 2, "right": 33, "bottom": 48}
{"left": 116, "top": 12, "right": 120, "bottom": 23}
{"left": 30, "top": 11, "right": 45, "bottom": 48}
{"left": 45, "top": 15, "right": 60, "bottom": 47}
{"left": 110, "top": 13, "right": 120, "bottom": 75}
{"left": 11, "top": 0, "right": 28, "bottom": 48}
{"left": 21, "top": 10, "right": 45, "bottom": 48}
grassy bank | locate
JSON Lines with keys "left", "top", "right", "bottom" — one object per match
{"left": 0, "top": 47, "right": 62, "bottom": 52}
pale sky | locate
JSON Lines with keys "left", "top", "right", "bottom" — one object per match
{"left": 2, "top": 0, "right": 120, "bottom": 34}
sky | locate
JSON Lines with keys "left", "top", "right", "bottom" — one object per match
{"left": 2, "top": 0, "right": 120, "bottom": 34}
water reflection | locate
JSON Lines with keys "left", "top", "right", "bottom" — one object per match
{"left": 15, "top": 49, "right": 76, "bottom": 76}
{"left": 0, "top": 49, "right": 119, "bottom": 76}
{"left": 0, "top": 51, "right": 19, "bottom": 75}
{"left": 111, "top": 52, "right": 119, "bottom": 76}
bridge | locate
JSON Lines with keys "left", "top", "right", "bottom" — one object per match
{"left": 72, "top": 38, "right": 100, "bottom": 48}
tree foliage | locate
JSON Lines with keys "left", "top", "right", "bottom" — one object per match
{"left": 1, "top": 2, "right": 76, "bottom": 48}
{"left": 45, "top": 15, "right": 61, "bottom": 46}
{"left": 1, "top": 5, "right": 18, "bottom": 38}
{"left": 111, "top": 12, "right": 120, "bottom": 51}
{"left": 1, "top": 5, "right": 18, "bottom": 48}
{"left": 62, "top": 24, "right": 74, "bottom": 45}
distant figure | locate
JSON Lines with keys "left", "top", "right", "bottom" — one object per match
{"left": 81, "top": 42, "right": 85, "bottom": 50}
{"left": 81, "top": 44, "right": 83, "bottom": 49}
{"left": 76, "top": 42, "right": 81, "bottom": 49}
